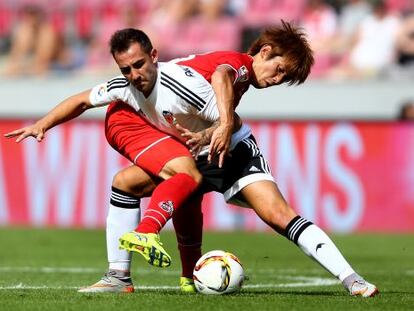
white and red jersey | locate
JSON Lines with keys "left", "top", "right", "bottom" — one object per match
{"left": 90, "top": 62, "right": 219, "bottom": 142}
{"left": 174, "top": 51, "right": 254, "bottom": 107}
{"left": 90, "top": 61, "right": 251, "bottom": 152}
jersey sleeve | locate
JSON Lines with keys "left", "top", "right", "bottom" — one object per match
{"left": 89, "top": 76, "right": 131, "bottom": 107}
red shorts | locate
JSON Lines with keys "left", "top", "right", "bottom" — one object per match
{"left": 105, "top": 102, "right": 192, "bottom": 176}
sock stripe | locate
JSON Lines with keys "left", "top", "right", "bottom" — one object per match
{"left": 146, "top": 209, "right": 168, "bottom": 222}
{"left": 286, "top": 216, "right": 304, "bottom": 240}
{"left": 111, "top": 193, "right": 139, "bottom": 203}
{"left": 289, "top": 218, "right": 307, "bottom": 239}
{"left": 111, "top": 186, "right": 140, "bottom": 199}
{"left": 110, "top": 187, "right": 140, "bottom": 209}
{"left": 110, "top": 196, "right": 140, "bottom": 208}
{"left": 143, "top": 215, "right": 163, "bottom": 228}
{"left": 285, "top": 216, "right": 313, "bottom": 244}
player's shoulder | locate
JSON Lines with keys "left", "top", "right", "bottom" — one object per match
{"left": 159, "top": 62, "right": 189, "bottom": 75}
{"left": 159, "top": 62, "right": 201, "bottom": 82}
{"left": 105, "top": 75, "right": 131, "bottom": 93}
{"left": 206, "top": 51, "right": 249, "bottom": 63}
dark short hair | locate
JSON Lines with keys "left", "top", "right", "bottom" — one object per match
{"left": 109, "top": 28, "right": 153, "bottom": 56}
{"left": 247, "top": 20, "right": 314, "bottom": 85}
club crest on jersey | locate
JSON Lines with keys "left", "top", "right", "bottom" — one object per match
{"left": 159, "top": 201, "right": 174, "bottom": 216}
{"left": 98, "top": 85, "right": 107, "bottom": 97}
{"left": 183, "top": 67, "right": 194, "bottom": 77}
{"left": 162, "top": 110, "right": 177, "bottom": 125}
{"left": 237, "top": 65, "right": 249, "bottom": 82}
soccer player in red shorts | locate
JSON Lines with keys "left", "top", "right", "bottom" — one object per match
{"left": 103, "top": 102, "right": 205, "bottom": 293}
{"left": 91, "top": 24, "right": 377, "bottom": 296}
{"left": 4, "top": 29, "right": 221, "bottom": 272}
{"left": 6, "top": 24, "right": 378, "bottom": 297}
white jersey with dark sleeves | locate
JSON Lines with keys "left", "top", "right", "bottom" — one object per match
{"left": 89, "top": 62, "right": 251, "bottom": 149}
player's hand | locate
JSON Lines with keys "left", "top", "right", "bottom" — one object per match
{"left": 3, "top": 124, "right": 46, "bottom": 143}
{"left": 208, "top": 124, "right": 232, "bottom": 168}
{"left": 176, "top": 123, "right": 208, "bottom": 159}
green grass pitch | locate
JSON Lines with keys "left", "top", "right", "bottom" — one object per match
{"left": 0, "top": 228, "right": 413, "bottom": 310}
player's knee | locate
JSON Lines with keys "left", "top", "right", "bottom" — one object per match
{"left": 265, "top": 204, "right": 297, "bottom": 233}
{"left": 112, "top": 171, "right": 128, "bottom": 190}
{"left": 160, "top": 157, "right": 202, "bottom": 185}
{"left": 112, "top": 168, "right": 155, "bottom": 197}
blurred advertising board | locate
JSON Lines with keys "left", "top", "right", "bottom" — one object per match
{"left": 1, "top": 120, "right": 413, "bottom": 232}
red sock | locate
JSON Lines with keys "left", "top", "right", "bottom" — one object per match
{"left": 173, "top": 195, "right": 203, "bottom": 278}
{"left": 178, "top": 244, "right": 202, "bottom": 278}
{"left": 136, "top": 173, "right": 199, "bottom": 234}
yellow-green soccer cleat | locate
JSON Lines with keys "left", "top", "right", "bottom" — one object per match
{"left": 180, "top": 277, "right": 196, "bottom": 293}
{"left": 119, "top": 231, "right": 171, "bottom": 268}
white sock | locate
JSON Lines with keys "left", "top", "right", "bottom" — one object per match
{"left": 107, "top": 187, "right": 141, "bottom": 272}
{"left": 285, "top": 216, "right": 355, "bottom": 281}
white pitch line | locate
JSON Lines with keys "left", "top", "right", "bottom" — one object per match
{"left": 0, "top": 267, "right": 100, "bottom": 273}
{"left": 0, "top": 284, "right": 178, "bottom": 290}
{"left": 0, "top": 266, "right": 319, "bottom": 275}
{"left": 0, "top": 266, "right": 179, "bottom": 275}
{"left": 0, "top": 278, "right": 339, "bottom": 291}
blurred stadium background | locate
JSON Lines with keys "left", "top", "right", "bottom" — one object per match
{"left": 0, "top": 0, "right": 414, "bottom": 233}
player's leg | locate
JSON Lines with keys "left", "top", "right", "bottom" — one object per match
{"left": 172, "top": 194, "right": 203, "bottom": 293}
{"left": 134, "top": 154, "right": 202, "bottom": 234}
{"left": 209, "top": 134, "right": 378, "bottom": 297}
{"left": 104, "top": 102, "right": 202, "bottom": 267}
{"left": 240, "top": 181, "right": 378, "bottom": 297}
{"left": 119, "top": 145, "right": 202, "bottom": 268}
{"left": 78, "top": 165, "right": 157, "bottom": 293}
{"left": 106, "top": 167, "right": 156, "bottom": 286}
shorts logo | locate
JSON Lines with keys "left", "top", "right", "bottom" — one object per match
{"left": 162, "top": 110, "right": 177, "bottom": 125}
{"left": 237, "top": 66, "right": 249, "bottom": 82}
{"left": 159, "top": 201, "right": 174, "bottom": 216}
{"left": 98, "top": 85, "right": 106, "bottom": 97}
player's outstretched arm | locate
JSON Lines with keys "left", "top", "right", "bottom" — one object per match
{"left": 4, "top": 89, "right": 94, "bottom": 143}
{"left": 210, "top": 66, "right": 237, "bottom": 167}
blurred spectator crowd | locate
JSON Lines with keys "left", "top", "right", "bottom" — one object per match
{"left": 0, "top": 0, "right": 414, "bottom": 80}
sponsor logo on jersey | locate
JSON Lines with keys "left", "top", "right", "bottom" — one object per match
{"left": 98, "top": 85, "right": 106, "bottom": 97}
{"left": 159, "top": 201, "right": 174, "bottom": 216}
{"left": 237, "top": 66, "right": 249, "bottom": 82}
{"left": 162, "top": 110, "right": 177, "bottom": 125}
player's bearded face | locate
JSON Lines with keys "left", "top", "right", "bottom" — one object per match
{"left": 114, "top": 43, "right": 158, "bottom": 97}
{"left": 252, "top": 46, "right": 288, "bottom": 88}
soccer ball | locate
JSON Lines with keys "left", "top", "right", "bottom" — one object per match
{"left": 193, "top": 250, "right": 245, "bottom": 295}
